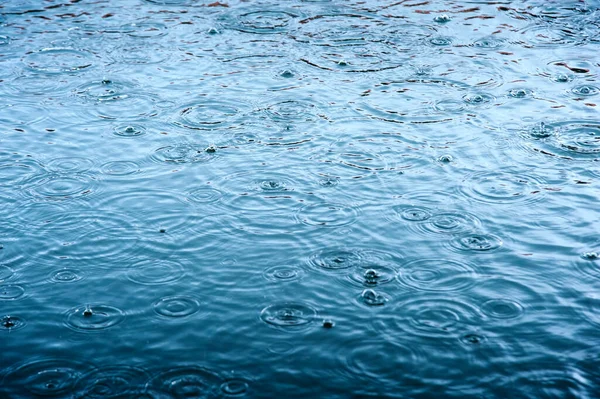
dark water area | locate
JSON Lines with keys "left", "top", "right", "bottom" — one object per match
{"left": 1, "top": 0, "right": 600, "bottom": 397}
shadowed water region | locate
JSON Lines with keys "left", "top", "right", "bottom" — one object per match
{"left": 1, "top": 0, "right": 599, "bottom": 397}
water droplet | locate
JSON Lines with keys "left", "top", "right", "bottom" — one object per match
{"left": 397, "top": 207, "right": 432, "bottom": 222}
{"left": 434, "top": 14, "right": 451, "bottom": 23}
{"left": 260, "top": 302, "right": 317, "bottom": 330}
{"left": 322, "top": 319, "right": 335, "bottom": 328}
{"left": 220, "top": 379, "right": 250, "bottom": 396}
{"left": 360, "top": 289, "right": 388, "bottom": 306}
{"left": 508, "top": 88, "right": 532, "bottom": 98}
{"left": 572, "top": 85, "right": 599, "bottom": 97}
{"left": 437, "top": 155, "right": 454, "bottom": 163}
{"left": 451, "top": 234, "right": 503, "bottom": 252}
{"left": 113, "top": 124, "right": 146, "bottom": 138}
{"left": 65, "top": 304, "right": 124, "bottom": 331}
{"left": 1, "top": 314, "right": 25, "bottom": 331}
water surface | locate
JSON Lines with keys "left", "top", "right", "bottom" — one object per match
{"left": 1, "top": 0, "right": 599, "bottom": 397}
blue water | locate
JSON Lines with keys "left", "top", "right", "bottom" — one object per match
{"left": 1, "top": 0, "right": 600, "bottom": 397}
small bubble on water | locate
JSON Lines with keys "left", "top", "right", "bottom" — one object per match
{"left": 207, "top": 27, "right": 220, "bottom": 35}
{"left": 2, "top": 315, "right": 15, "bottom": 328}
{"left": 280, "top": 69, "right": 294, "bottom": 78}
{"left": 582, "top": 252, "right": 599, "bottom": 260}
{"left": 434, "top": 14, "right": 451, "bottom": 23}
{"left": 322, "top": 319, "right": 335, "bottom": 328}
{"left": 360, "top": 289, "right": 387, "bottom": 306}
{"left": 337, "top": 60, "right": 349, "bottom": 67}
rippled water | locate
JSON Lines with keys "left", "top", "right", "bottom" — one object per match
{"left": 1, "top": 0, "right": 599, "bottom": 397}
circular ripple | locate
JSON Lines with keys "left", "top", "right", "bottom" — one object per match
{"left": 173, "top": 101, "right": 243, "bottom": 130}
{"left": 389, "top": 295, "right": 481, "bottom": 339}
{"left": 481, "top": 298, "right": 524, "bottom": 320}
{"left": 148, "top": 366, "right": 222, "bottom": 398}
{"left": 358, "top": 289, "right": 389, "bottom": 307}
{"left": 508, "top": 88, "right": 534, "bottom": 98}
{"left": 460, "top": 171, "right": 545, "bottom": 204}
{"left": 300, "top": 42, "right": 402, "bottom": 73}
{"left": 50, "top": 268, "right": 83, "bottom": 283}
{"left": 398, "top": 259, "right": 477, "bottom": 292}
{"left": 65, "top": 304, "right": 125, "bottom": 332}
{"left": 260, "top": 302, "right": 317, "bottom": 330}
{"left": 428, "top": 36, "right": 453, "bottom": 46}
{"left": 122, "top": 22, "right": 167, "bottom": 38}
{"left": 113, "top": 124, "right": 146, "bottom": 137}
{"left": 308, "top": 249, "right": 362, "bottom": 272}
{"left": 0, "top": 285, "right": 25, "bottom": 300}
{"left": 109, "top": 44, "right": 169, "bottom": 65}
{"left": 127, "top": 260, "right": 185, "bottom": 286}
{"left": 473, "top": 36, "right": 506, "bottom": 49}
{"left": 100, "top": 161, "right": 140, "bottom": 176}
{"left": 74, "top": 366, "right": 150, "bottom": 398}
{"left": 151, "top": 144, "right": 216, "bottom": 164}
{"left": 26, "top": 174, "right": 96, "bottom": 200}
{"left": 420, "top": 212, "right": 481, "bottom": 235}
{"left": 463, "top": 92, "right": 496, "bottom": 108}
{"left": 23, "top": 48, "right": 94, "bottom": 74}
{"left": 0, "top": 161, "right": 42, "bottom": 188}
{"left": 293, "top": 14, "right": 387, "bottom": 46}
{"left": 76, "top": 79, "right": 135, "bottom": 101}
{"left": 263, "top": 265, "right": 305, "bottom": 282}
{"left": 0, "top": 265, "right": 14, "bottom": 282}
{"left": 153, "top": 296, "right": 201, "bottom": 319}
{"left": 222, "top": 10, "right": 298, "bottom": 34}
{"left": 46, "top": 157, "right": 94, "bottom": 173}
{"left": 397, "top": 206, "right": 432, "bottom": 222}
{"left": 528, "top": 120, "right": 600, "bottom": 160}
{"left": 517, "top": 23, "right": 584, "bottom": 48}
{"left": 185, "top": 186, "right": 223, "bottom": 205}
{"left": 1, "top": 315, "right": 26, "bottom": 331}
{"left": 220, "top": 379, "right": 250, "bottom": 396}
{"left": 450, "top": 233, "right": 503, "bottom": 252}
{"left": 262, "top": 100, "right": 322, "bottom": 123}
{"left": 571, "top": 85, "right": 600, "bottom": 97}
{"left": 349, "top": 264, "right": 396, "bottom": 287}
{"left": 344, "top": 340, "right": 420, "bottom": 384}
{"left": 358, "top": 79, "right": 469, "bottom": 124}
{"left": 296, "top": 202, "right": 360, "bottom": 227}
{"left": 2, "top": 359, "right": 92, "bottom": 397}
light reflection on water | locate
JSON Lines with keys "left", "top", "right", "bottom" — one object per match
{"left": 1, "top": 0, "right": 599, "bottom": 397}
